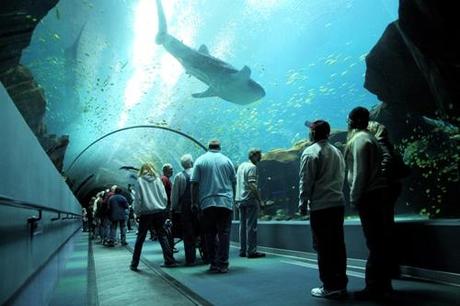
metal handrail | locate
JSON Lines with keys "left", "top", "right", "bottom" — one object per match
{"left": 0, "top": 194, "right": 81, "bottom": 218}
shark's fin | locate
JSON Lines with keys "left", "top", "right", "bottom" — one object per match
{"left": 198, "top": 44, "right": 210, "bottom": 55}
{"left": 192, "top": 87, "right": 216, "bottom": 98}
{"left": 236, "top": 65, "right": 251, "bottom": 80}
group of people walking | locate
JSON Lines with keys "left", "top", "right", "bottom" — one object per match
{"left": 129, "top": 139, "right": 268, "bottom": 273}
{"left": 83, "top": 185, "right": 132, "bottom": 247}
{"left": 85, "top": 105, "right": 403, "bottom": 302}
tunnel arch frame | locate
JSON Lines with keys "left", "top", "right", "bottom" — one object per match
{"left": 64, "top": 124, "right": 208, "bottom": 175}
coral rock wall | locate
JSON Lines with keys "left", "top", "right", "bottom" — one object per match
{"left": 365, "top": 0, "right": 460, "bottom": 218}
{"left": 0, "top": 0, "right": 68, "bottom": 172}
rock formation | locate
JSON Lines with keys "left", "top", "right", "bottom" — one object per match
{"left": 365, "top": 0, "right": 460, "bottom": 218}
{"left": 0, "top": 0, "right": 69, "bottom": 172}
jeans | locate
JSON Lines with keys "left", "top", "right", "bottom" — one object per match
{"left": 131, "top": 212, "right": 175, "bottom": 267}
{"left": 99, "top": 217, "right": 111, "bottom": 241}
{"left": 238, "top": 200, "right": 259, "bottom": 256}
{"left": 201, "top": 207, "right": 232, "bottom": 269}
{"left": 109, "top": 219, "right": 127, "bottom": 243}
{"left": 310, "top": 206, "right": 348, "bottom": 290}
{"left": 358, "top": 188, "right": 393, "bottom": 291}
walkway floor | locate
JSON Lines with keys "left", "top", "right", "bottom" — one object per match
{"left": 48, "top": 231, "right": 460, "bottom": 306}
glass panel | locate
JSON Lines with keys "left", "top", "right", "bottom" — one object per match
{"left": 65, "top": 127, "right": 206, "bottom": 199}
{"left": 19, "top": 0, "right": 459, "bottom": 219}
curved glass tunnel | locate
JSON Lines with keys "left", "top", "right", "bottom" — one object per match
{"left": 65, "top": 126, "right": 207, "bottom": 202}
{"left": 2, "top": 0, "right": 460, "bottom": 305}
{"left": 9, "top": 0, "right": 457, "bottom": 219}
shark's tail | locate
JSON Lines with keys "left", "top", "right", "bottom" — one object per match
{"left": 155, "top": 0, "right": 168, "bottom": 44}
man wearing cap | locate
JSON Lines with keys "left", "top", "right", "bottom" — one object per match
{"left": 345, "top": 106, "right": 390, "bottom": 300}
{"left": 299, "top": 120, "right": 348, "bottom": 298}
{"left": 191, "top": 140, "right": 236, "bottom": 273}
{"left": 235, "top": 149, "right": 265, "bottom": 259}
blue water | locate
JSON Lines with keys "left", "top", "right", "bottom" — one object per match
{"left": 21, "top": 0, "right": 398, "bottom": 166}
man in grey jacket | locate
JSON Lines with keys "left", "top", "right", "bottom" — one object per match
{"left": 299, "top": 120, "right": 348, "bottom": 298}
{"left": 346, "top": 107, "right": 391, "bottom": 300}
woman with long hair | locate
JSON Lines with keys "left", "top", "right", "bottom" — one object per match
{"left": 130, "top": 163, "right": 177, "bottom": 270}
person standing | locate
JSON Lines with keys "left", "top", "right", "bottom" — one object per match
{"left": 191, "top": 140, "right": 236, "bottom": 273}
{"left": 235, "top": 149, "right": 265, "bottom": 259}
{"left": 107, "top": 187, "right": 129, "bottom": 246}
{"left": 345, "top": 107, "right": 390, "bottom": 300}
{"left": 171, "top": 154, "right": 203, "bottom": 265}
{"left": 299, "top": 120, "right": 348, "bottom": 298}
{"left": 130, "top": 163, "right": 177, "bottom": 271}
{"left": 161, "top": 163, "right": 176, "bottom": 250}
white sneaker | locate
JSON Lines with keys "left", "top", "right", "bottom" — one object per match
{"left": 311, "top": 287, "right": 347, "bottom": 298}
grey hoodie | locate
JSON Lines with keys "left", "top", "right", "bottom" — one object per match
{"left": 134, "top": 174, "right": 168, "bottom": 216}
{"left": 299, "top": 140, "right": 345, "bottom": 211}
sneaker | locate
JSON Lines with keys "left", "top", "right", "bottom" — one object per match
{"left": 208, "top": 265, "right": 219, "bottom": 272}
{"left": 311, "top": 287, "right": 347, "bottom": 299}
{"left": 247, "top": 252, "right": 266, "bottom": 259}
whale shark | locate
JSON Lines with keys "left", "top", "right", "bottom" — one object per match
{"left": 155, "top": 0, "right": 265, "bottom": 105}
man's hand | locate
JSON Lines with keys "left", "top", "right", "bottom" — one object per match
{"left": 191, "top": 203, "right": 199, "bottom": 215}
{"left": 258, "top": 200, "right": 265, "bottom": 208}
{"left": 298, "top": 203, "right": 309, "bottom": 216}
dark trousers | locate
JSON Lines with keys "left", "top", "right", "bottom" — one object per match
{"left": 131, "top": 212, "right": 175, "bottom": 267}
{"left": 239, "top": 202, "right": 259, "bottom": 256}
{"left": 385, "top": 182, "right": 402, "bottom": 277}
{"left": 201, "top": 207, "right": 232, "bottom": 269}
{"left": 358, "top": 188, "right": 393, "bottom": 291}
{"left": 181, "top": 210, "right": 198, "bottom": 264}
{"left": 310, "top": 206, "right": 348, "bottom": 290}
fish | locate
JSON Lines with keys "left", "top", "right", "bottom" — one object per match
{"left": 154, "top": 0, "right": 265, "bottom": 105}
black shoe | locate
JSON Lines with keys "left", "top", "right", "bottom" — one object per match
{"left": 248, "top": 252, "right": 266, "bottom": 258}
{"left": 208, "top": 265, "right": 219, "bottom": 272}
{"left": 354, "top": 288, "right": 392, "bottom": 301}
{"left": 161, "top": 262, "right": 178, "bottom": 268}
{"left": 121, "top": 241, "right": 128, "bottom": 246}
{"left": 239, "top": 252, "right": 246, "bottom": 257}
{"left": 129, "top": 265, "right": 139, "bottom": 272}
{"left": 185, "top": 261, "right": 196, "bottom": 267}
{"left": 217, "top": 266, "right": 229, "bottom": 273}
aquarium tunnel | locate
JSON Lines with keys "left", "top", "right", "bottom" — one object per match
{"left": 1, "top": 0, "right": 459, "bottom": 305}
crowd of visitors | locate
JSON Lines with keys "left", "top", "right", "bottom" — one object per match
{"left": 81, "top": 106, "right": 404, "bottom": 301}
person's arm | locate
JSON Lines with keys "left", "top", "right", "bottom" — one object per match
{"left": 190, "top": 164, "right": 200, "bottom": 211}
{"left": 247, "top": 166, "right": 263, "bottom": 205}
{"left": 298, "top": 151, "right": 317, "bottom": 214}
{"left": 191, "top": 182, "right": 199, "bottom": 211}
{"left": 133, "top": 180, "right": 142, "bottom": 215}
{"left": 171, "top": 174, "right": 182, "bottom": 213}
{"left": 122, "top": 197, "right": 129, "bottom": 209}
{"left": 349, "top": 138, "right": 371, "bottom": 207}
